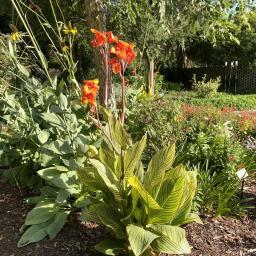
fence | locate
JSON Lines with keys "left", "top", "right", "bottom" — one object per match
{"left": 167, "top": 66, "right": 256, "bottom": 94}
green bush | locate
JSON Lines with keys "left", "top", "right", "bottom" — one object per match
{"left": 192, "top": 74, "right": 221, "bottom": 98}
{"left": 127, "top": 97, "right": 184, "bottom": 162}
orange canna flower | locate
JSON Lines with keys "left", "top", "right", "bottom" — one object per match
{"left": 111, "top": 40, "right": 136, "bottom": 64}
{"left": 82, "top": 79, "right": 99, "bottom": 94}
{"left": 82, "top": 93, "right": 97, "bottom": 106}
{"left": 106, "top": 31, "right": 118, "bottom": 44}
{"left": 91, "top": 29, "right": 107, "bottom": 47}
{"left": 81, "top": 79, "right": 99, "bottom": 106}
{"left": 109, "top": 58, "right": 122, "bottom": 74}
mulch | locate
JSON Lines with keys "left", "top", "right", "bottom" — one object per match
{"left": 0, "top": 180, "right": 255, "bottom": 256}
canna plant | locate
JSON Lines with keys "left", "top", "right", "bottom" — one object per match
{"left": 90, "top": 29, "right": 136, "bottom": 124}
{"left": 77, "top": 110, "right": 201, "bottom": 256}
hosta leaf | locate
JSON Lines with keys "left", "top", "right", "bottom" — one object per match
{"left": 149, "top": 225, "right": 191, "bottom": 254}
{"left": 127, "top": 224, "right": 159, "bottom": 256}
{"left": 144, "top": 144, "right": 176, "bottom": 191}
{"left": 46, "top": 211, "right": 69, "bottom": 239}
{"left": 18, "top": 222, "right": 49, "bottom": 247}
{"left": 95, "top": 239, "right": 125, "bottom": 255}
{"left": 24, "top": 201, "right": 57, "bottom": 225}
{"left": 128, "top": 176, "right": 162, "bottom": 210}
{"left": 124, "top": 135, "right": 147, "bottom": 180}
{"left": 148, "top": 177, "right": 185, "bottom": 224}
{"left": 56, "top": 189, "right": 70, "bottom": 204}
{"left": 38, "top": 167, "right": 77, "bottom": 189}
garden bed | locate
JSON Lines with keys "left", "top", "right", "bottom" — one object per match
{"left": 0, "top": 181, "right": 255, "bottom": 256}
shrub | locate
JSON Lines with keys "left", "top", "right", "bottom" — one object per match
{"left": 192, "top": 74, "right": 221, "bottom": 98}
{"left": 127, "top": 97, "right": 184, "bottom": 162}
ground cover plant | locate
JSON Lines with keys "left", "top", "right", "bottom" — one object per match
{"left": 0, "top": 0, "right": 256, "bottom": 255}
{"left": 166, "top": 90, "right": 256, "bottom": 110}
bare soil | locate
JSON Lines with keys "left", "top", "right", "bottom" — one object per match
{"left": 0, "top": 180, "right": 255, "bottom": 256}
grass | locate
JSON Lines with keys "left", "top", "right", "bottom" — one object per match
{"left": 165, "top": 91, "right": 256, "bottom": 110}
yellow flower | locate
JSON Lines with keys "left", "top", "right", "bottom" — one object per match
{"left": 61, "top": 45, "right": 69, "bottom": 53}
{"left": 10, "top": 32, "right": 21, "bottom": 42}
{"left": 63, "top": 21, "right": 78, "bottom": 36}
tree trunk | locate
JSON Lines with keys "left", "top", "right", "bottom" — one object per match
{"left": 147, "top": 58, "right": 155, "bottom": 95}
{"left": 84, "top": 0, "right": 106, "bottom": 104}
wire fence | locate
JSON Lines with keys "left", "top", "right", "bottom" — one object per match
{"left": 169, "top": 66, "right": 256, "bottom": 94}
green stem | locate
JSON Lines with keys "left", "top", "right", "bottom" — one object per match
{"left": 120, "top": 62, "right": 125, "bottom": 125}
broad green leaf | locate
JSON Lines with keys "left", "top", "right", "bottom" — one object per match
{"left": 56, "top": 189, "right": 70, "bottom": 204}
{"left": 81, "top": 206, "right": 102, "bottom": 223}
{"left": 113, "top": 117, "right": 131, "bottom": 148}
{"left": 38, "top": 167, "right": 77, "bottom": 189}
{"left": 18, "top": 222, "right": 49, "bottom": 247}
{"left": 91, "top": 114, "right": 121, "bottom": 154}
{"left": 41, "top": 112, "right": 65, "bottom": 130}
{"left": 124, "top": 135, "right": 147, "bottom": 180}
{"left": 77, "top": 166, "right": 109, "bottom": 192}
{"left": 164, "top": 164, "right": 187, "bottom": 181}
{"left": 99, "top": 146, "right": 118, "bottom": 175}
{"left": 84, "top": 203, "right": 126, "bottom": 238}
{"left": 17, "top": 63, "right": 30, "bottom": 77}
{"left": 74, "top": 134, "right": 89, "bottom": 154}
{"left": 24, "top": 201, "right": 57, "bottom": 225}
{"left": 149, "top": 225, "right": 191, "bottom": 254}
{"left": 171, "top": 171, "right": 197, "bottom": 226}
{"left": 144, "top": 144, "right": 176, "bottom": 191}
{"left": 182, "top": 213, "right": 203, "bottom": 225}
{"left": 171, "top": 191, "right": 194, "bottom": 226}
{"left": 37, "top": 130, "right": 50, "bottom": 144}
{"left": 45, "top": 140, "right": 73, "bottom": 155}
{"left": 148, "top": 177, "right": 185, "bottom": 224}
{"left": 90, "top": 159, "right": 122, "bottom": 202}
{"left": 133, "top": 207, "right": 143, "bottom": 223}
{"left": 121, "top": 189, "right": 138, "bottom": 223}
{"left": 39, "top": 148, "right": 61, "bottom": 167}
{"left": 59, "top": 93, "right": 68, "bottom": 109}
{"left": 128, "top": 176, "right": 162, "bottom": 210}
{"left": 46, "top": 211, "right": 69, "bottom": 239}
{"left": 95, "top": 239, "right": 125, "bottom": 255}
{"left": 127, "top": 224, "right": 159, "bottom": 256}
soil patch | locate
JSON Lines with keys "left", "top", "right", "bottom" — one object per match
{"left": 0, "top": 181, "right": 106, "bottom": 256}
{"left": 0, "top": 180, "right": 255, "bottom": 256}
